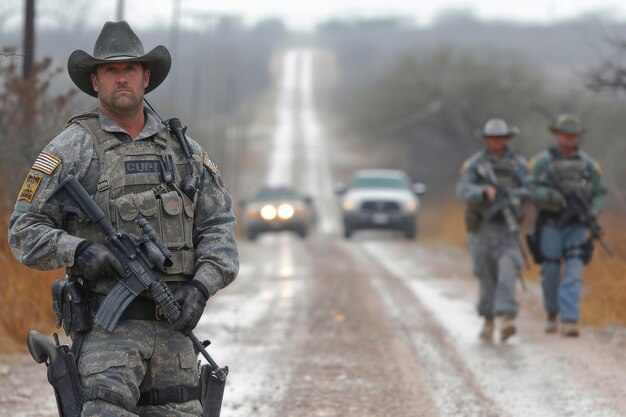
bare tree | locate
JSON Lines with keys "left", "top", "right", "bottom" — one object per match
{"left": 37, "top": 0, "right": 89, "bottom": 33}
{"left": 587, "top": 35, "right": 626, "bottom": 92}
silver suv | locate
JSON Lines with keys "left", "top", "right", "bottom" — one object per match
{"left": 335, "top": 170, "right": 426, "bottom": 239}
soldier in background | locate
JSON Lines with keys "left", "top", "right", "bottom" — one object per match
{"left": 528, "top": 114, "right": 605, "bottom": 337}
{"left": 8, "top": 21, "right": 238, "bottom": 415}
{"left": 457, "top": 118, "right": 531, "bottom": 342}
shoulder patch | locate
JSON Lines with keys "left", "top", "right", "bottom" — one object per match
{"left": 32, "top": 152, "right": 62, "bottom": 175}
{"left": 203, "top": 153, "right": 219, "bottom": 175}
{"left": 18, "top": 173, "right": 43, "bottom": 203}
{"left": 459, "top": 159, "right": 471, "bottom": 174}
{"left": 528, "top": 152, "right": 545, "bottom": 172}
{"left": 459, "top": 152, "right": 481, "bottom": 174}
{"left": 592, "top": 161, "right": 603, "bottom": 176}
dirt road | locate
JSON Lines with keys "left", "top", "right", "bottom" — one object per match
{"left": 3, "top": 49, "right": 626, "bottom": 417}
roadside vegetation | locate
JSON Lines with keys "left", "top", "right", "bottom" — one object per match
{"left": 0, "top": 50, "right": 72, "bottom": 351}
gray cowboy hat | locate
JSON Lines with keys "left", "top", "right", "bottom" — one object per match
{"left": 549, "top": 113, "right": 586, "bottom": 135}
{"left": 67, "top": 21, "right": 171, "bottom": 97}
{"left": 475, "top": 118, "right": 520, "bottom": 139}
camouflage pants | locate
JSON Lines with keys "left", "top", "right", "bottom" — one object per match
{"left": 76, "top": 320, "right": 202, "bottom": 417}
{"left": 468, "top": 222, "right": 523, "bottom": 318}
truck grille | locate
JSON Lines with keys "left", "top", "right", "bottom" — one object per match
{"left": 361, "top": 201, "right": 400, "bottom": 211}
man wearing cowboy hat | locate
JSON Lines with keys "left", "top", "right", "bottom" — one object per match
{"left": 8, "top": 21, "right": 238, "bottom": 415}
{"left": 457, "top": 118, "right": 531, "bottom": 342}
{"left": 528, "top": 114, "right": 605, "bottom": 337}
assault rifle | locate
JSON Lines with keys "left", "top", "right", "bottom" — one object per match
{"left": 546, "top": 170, "right": 613, "bottom": 257}
{"left": 39, "top": 175, "right": 227, "bottom": 416}
{"left": 477, "top": 162, "right": 529, "bottom": 290}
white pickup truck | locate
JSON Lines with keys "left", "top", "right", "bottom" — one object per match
{"left": 335, "top": 170, "right": 426, "bottom": 239}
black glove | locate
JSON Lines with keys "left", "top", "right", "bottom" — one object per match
{"left": 170, "top": 281, "right": 209, "bottom": 335}
{"left": 73, "top": 242, "right": 124, "bottom": 283}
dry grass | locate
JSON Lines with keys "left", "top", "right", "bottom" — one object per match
{"left": 0, "top": 212, "right": 61, "bottom": 353}
{"left": 420, "top": 200, "right": 626, "bottom": 326}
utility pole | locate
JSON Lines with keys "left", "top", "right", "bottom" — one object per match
{"left": 22, "top": 0, "right": 35, "bottom": 79}
{"left": 116, "top": 0, "right": 125, "bottom": 21}
{"left": 169, "top": 0, "right": 182, "bottom": 101}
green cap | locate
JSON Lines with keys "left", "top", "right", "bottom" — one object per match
{"left": 549, "top": 114, "right": 585, "bottom": 135}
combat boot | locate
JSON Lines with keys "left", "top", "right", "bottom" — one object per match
{"left": 562, "top": 321, "right": 579, "bottom": 337}
{"left": 545, "top": 313, "right": 558, "bottom": 334}
{"left": 500, "top": 315, "right": 516, "bottom": 341}
{"left": 479, "top": 317, "right": 495, "bottom": 341}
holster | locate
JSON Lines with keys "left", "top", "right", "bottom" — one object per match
{"left": 52, "top": 277, "right": 93, "bottom": 336}
{"left": 464, "top": 208, "right": 482, "bottom": 232}
{"left": 526, "top": 214, "right": 551, "bottom": 264}
{"left": 200, "top": 364, "right": 229, "bottom": 417}
{"left": 581, "top": 239, "right": 595, "bottom": 265}
{"left": 47, "top": 340, "right": 86, "bottom": 417}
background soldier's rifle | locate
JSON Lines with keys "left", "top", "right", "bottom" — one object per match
{"left": 478, "top": 162, "right": 529, "bottom": 291}
{"left": 546, "top": 170, "right": 613, "bottom": 257}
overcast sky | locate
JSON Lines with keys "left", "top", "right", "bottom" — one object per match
{"left": 103, "top": 0, "right": 625, "bottom": 30}
{"left": 2, "top": 0, "right": 625, "bottom": 32}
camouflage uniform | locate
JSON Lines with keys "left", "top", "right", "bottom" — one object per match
{"left": 457, "top": 147, "right": 531, "bottom": 319}
{"left": 529, "top": 146, "right": 605, "bottom": 324}
{"left": 8, "top": 107, "right": 239, "bottom": 416}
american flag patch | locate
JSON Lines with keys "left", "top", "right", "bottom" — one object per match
{"left": 32, "top": 152, "right": 62, "bottom": 175}
{"left": 203, "top": 153, "right": 219, "bottom": 175}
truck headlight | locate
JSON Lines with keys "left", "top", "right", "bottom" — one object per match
{"left": 260, "top": 205, "right": 277, "bottom": 221}
{"left": 405, "top": 201, "right": 417, "bottom": 212}
{"left": 278, "top": 203, "right": 295, "bottom": 219}
{"left": 342, "top": 200, "right": 355, "bottom": 211}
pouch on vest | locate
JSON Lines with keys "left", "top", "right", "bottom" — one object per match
{"left": 114, "top": 189, "right": 193, "bottom": 250}
{"left": 114, "top": 190, "right": 159, "bottom": 241}
{"left": 160, "top": 190, "right": 187, "bottom": 248}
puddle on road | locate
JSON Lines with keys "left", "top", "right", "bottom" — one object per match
{"left": 361, "top": 241, "right": 624, "bottom": 417}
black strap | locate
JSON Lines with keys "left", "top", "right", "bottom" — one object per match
{"left": 543, "top": 256, "right": 561, "bottom": 264}
{"left": 86, "top": 385, "right": 138, "bottom": 413}
{"left": 92, "top": 295, "right": 165, "bottom": 321}
{"left": 138, "top": 385, "right": 201, "bottom": 406}
{"left": 564, "top": 243, "right": 586, "bottom": 260}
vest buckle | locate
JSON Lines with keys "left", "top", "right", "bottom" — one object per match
{"left": 152, "top": 183, "right": 170, "bottom": 197}
{"left": 97, "top": 180, "right": 110, "bottom": 192}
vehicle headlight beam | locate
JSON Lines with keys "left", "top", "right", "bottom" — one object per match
{"left": 278, "top": 203, "right": 295, "bottom": 219}
{"left": 260, "top": 205, "right": 277, "bottom": 221}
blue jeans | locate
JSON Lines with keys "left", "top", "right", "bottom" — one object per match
{"left": 540, "top": 224, "right": 588, "bottom": 322}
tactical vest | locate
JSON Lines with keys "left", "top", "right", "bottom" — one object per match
{"left": 548, "top": 147, "right": 593, "bottom": 200}
{"left": 465, "top": 151, "right": 523, "bottom": 231}
{"left": 64, "top": 113, "right": 197, "bottom": 294}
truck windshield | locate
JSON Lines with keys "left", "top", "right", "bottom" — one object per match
{"left": 351, "top": 177, "right": 408, "bottom": 189}
{"left": 254, "top": 190, "right": 300, "bottom": 202}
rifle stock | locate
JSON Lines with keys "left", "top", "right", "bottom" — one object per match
{"left": 478, "top": 162, "right": 530, "bottom": 283}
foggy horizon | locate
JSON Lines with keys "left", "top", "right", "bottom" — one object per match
{"left": 2, "top": 0, "right": 626, "bottom": 33}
